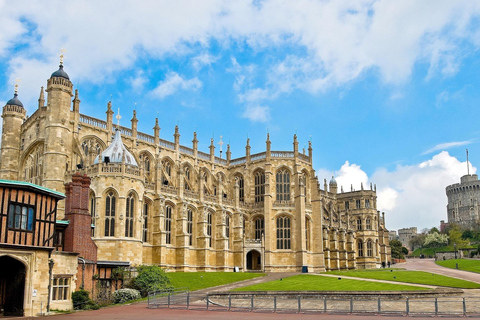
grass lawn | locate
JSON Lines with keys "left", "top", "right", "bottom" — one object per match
{"left": 166, "top": 272, "right": 265, "bottom": 291}
{"left": 234, "top": 274, "right": 427, "bottom": 291}
{"left": 327, "top": 269, "right": 480, "bottom": 289}
{"left": 436, "top": 259, "right": 480, "bottom": 273}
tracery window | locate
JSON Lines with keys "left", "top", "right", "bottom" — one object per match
{"left": 344, "top": 201, "right": 349, "bottom": 210}
{"left": 357, "top": 240, "right": 364, "bottom": 257}
{"left": 187, "top": 209, "right": 193, "bottom": 246}
{"left": 125, "top": 193, "right": 134, "bottom": 238}
{"left": 52, "top": 277, "right": 70, "bottom": 301}
{"left": 356, "top": 199, "right": 361, "bottom": 209}
{"left": 365, "top": 218, "right": 372, "bottom": 230}
{"left": 254, "top": 217, "right": 264, "bottom": 240}
{"left": 226, "top": 214, "right": 230, "bottom": 239}
{"left": 367, "top": 240, "right": 373, "bottom": 256}
{"left": 276, "top": 169, "right": 290, "bottom": 201}
{"left": 143, "top": 202, "right": 149, "bottom": 242}
{"left": 365, "top": 199, "right": 370, "bottom": 208}
{"left": 165, "top": 205, "right": 172, "bottom": 244}
{"left": 237, "top": 175, "right": 245, "bottom": 202}
{"left": 22, "top": 143, "right": 44, "bottom": 185}
{"left": 305, "top": 218, "right": 310, "bottom": 251}
{"left": 276, "top": 216, "right": 291, "bottom": 249}
{"left": 81, "top": 138, "right": 103, "bottom": 165}
{"left": 254, "top": 171, "right": 265, "bottom": 203}
{"left": 207, "top": 211, "right": 212, "bottom": 248}
{"left": 357, "top": 218, "right": 362, "bottom": 231}
{"left": 105, "top": 191, "right": 116, "bottom": 237}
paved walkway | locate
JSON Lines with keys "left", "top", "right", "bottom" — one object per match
{"left": 8, "top": 260, "right": 480, "bottom": 319}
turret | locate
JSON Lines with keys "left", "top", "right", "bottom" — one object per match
{"left": 43, "top": 57, "right": 74, "bottom": 216}
{"left": 0, "top": 87, "right": 26, "bottom": 180}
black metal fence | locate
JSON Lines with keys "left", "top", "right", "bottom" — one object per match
{"left": 148, "top": 291, "right": 480, "bottom": 317}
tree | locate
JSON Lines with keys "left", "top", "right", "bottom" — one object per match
{"left": 429, "top": 227, "right": 440, "bottom": 234}
{"left": 423, "top": 232, "right": 448, "bottom": 248}
{"left": 390, "top": 239, "right": 405, "bottom": 259}
{"left": 130, "top": 265, "right": 172, "bottom": 297}
{"left": 448, "top": 225, "right": 469, "bottom": 248}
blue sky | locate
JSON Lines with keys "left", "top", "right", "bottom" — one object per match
{"left": 1, "top": 0, "right": 480, "bottom": 231}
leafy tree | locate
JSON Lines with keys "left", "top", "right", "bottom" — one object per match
{"left": 130, "top": 265, "right": 172, "bottom": 297}
{"left": 448, "top": 225, "right": 469, "bottom": 248}
{"left": 462, "top": 229, "right": 474, "bottom": 240}
{"left": 430, "top": 227, "right": 440, "bottom": 234}
{"left": 401, "top": 246, "right": 409, "bottom": 255}
{"left": 390, "top": 239, "right": 404, "bottom": 259}
{"left": 423, "top": 232, "right": 448, "bottom": 248}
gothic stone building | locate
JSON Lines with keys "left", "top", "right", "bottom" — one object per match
{"left": 446, "top": 174, "right": 480, "bottom": 228}
{"left": 1, "top": 62, "right": 390, "bottom": 274}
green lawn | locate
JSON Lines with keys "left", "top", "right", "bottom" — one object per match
{"left": 234, "top": 274, "right": 427, "bottom": 291}
{"left": 436, "top": 259, "right": 480, "bottom": 273}
{"left": 327, "top": 269, "right": 480, "bottom": 289}
{"left": 166, "top": 272, "right": 265, "bottom": 291}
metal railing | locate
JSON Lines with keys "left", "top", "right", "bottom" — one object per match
{"left": 148, "top": 292, "right": 480, "bottom": 317}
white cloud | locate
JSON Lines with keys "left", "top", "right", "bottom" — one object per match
{"left": 318, "top": 152, "right": 474, "bottom": 231}
{"left": 242, "top": 104, "right": 270, "bottom": 122}
{"left": 2, "top": 1, "right": 480, "bottom": 110}
{"left": 151, "top": 72, "right": 202, "bottom": 99}
{"left": 129, "top": 70, "right": 147, "bottom": 91}
{"left": 422, "top": 140, "right": 473, "bottom": 155}
{"left": 191, "top": 53, "right": 220, "bottom": 70}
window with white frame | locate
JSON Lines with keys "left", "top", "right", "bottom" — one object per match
{"left": 52, "top": 277, "right": 70, "bottom": 301}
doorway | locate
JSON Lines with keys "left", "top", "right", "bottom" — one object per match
{"left": 246, "top": 250, "right": 261, "bottom": 271}
{"left": 0, "top": 256, "right": 26, "bottom": 316}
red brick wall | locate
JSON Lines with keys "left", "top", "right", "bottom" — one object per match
{"left": 64, "top": 174, "right": 97, "bottom": 262}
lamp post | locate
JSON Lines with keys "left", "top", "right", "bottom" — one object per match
{"left": 47, "top": 258, "right": 55, "bottom": 313}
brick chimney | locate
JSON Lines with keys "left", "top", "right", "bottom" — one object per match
{"left": 64, "top": 174, "right": 97, "bottom": 262}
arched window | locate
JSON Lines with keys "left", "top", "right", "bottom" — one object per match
{"left": 90, "top": 191, "right": 96, "bottom": 237}
{"left": 276, "top": 169, "right": 290, "bottom": 201}
{"left": 226, "top": 214, "right": 231, "bottom": 249}
{"left": 357, "top": 218, "right": 362, "bottom": 231}
{"left": 125, "top": 193, "right": 134, "bottom": 238}
{"left": 207, "top": 211, "right": 212, "bottom": 248}
{"left": 367, "top": 240, "right": 373, "bottom": 256}
{"left": 276, "top": 216, "right": 291, "bottom": 249}
{"left": 237, "top": 175, "right": 245, "bottom": 202}
{"left": 305, "top": 218, "right": 310, "bottom": 251}
{"left": 105, "top": 191, "right": 116, "bottom": 237}
{"left": 165, "top": 205, "right": 172, "bottom": 244}
{"left": 255, "top": 171, "right": 265, "bottom": 203}
{"left": 357, "top": 240, "right": 364, "bottom": 257}
{"left": 254, "top": 217, "right": 264, "bottom": 240}
{"left": 187, "top": 209, "right": 193, "bottom": 246}
{"left": 365, "top": 218, "right": 371, "bottom": 230}
{"left": 143, "top": 202, "right": 149, "bottom": 242}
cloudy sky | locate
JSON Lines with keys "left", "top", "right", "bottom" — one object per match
{"left": 1, "top": 0, "right": 480, "bottom": 231}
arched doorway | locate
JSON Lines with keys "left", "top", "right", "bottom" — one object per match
{"left": 0, "top": 256, "right": 26, "bottom": 316}
{"left": 246, "top": 250, "right": 261, "bottom": 271}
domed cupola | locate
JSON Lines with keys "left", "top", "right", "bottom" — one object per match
{"left": 94, "top": 129, "right": 138, "bottom": 166}
{"left": 329, "top": 175, "right": 337, "bottom": 186}
{"left": 6, "top": 93, "right": 23, "bottom": 107}
{"left": 50, "top": 64, "right": 70, "bottom": 80}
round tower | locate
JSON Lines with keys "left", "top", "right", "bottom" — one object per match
{"left": 43, "top": 58, "right": 74, "bottom": 217}
{"left": 0, "top": 88, "right": 26, "bottom": 180}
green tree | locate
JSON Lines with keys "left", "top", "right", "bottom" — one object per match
{"left": 130, "top": 265, "right": 172, "bottom": 297}
{"left": 430, "top": 227, "right": 440, "bottom": 234}
{"left": 448, "top": 225, "right": 469, "bottom": 248}
{"left": 390, "top": 239, "right": 404, "bottom": 259}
